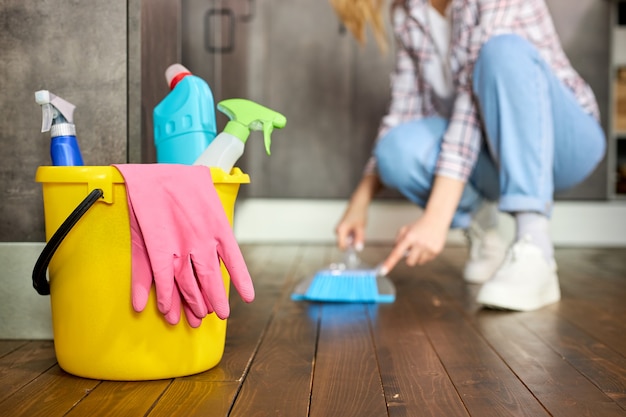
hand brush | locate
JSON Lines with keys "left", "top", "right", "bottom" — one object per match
{"left": 291, "top": 246, "right": 396, "bottom": 303}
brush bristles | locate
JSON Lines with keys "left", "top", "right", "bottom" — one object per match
{"left": 304, "top": 270, "right": 380, "bottom": 303}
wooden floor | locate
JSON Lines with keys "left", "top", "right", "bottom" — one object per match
{"left": 1, "top": 244, "right": 626, "bottom": 417}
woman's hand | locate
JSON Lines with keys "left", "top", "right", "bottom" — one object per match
{"left": 380, "top": 175, "right": 466, "bottom": 275}
{"left": 335, "top": 174, "right": 383, "bottom": 250}
{"left": 335, "top": 203, "right": 367, "bottom": 251}
{"left": 380, "top": 215, "right": 449, "bottom": 275}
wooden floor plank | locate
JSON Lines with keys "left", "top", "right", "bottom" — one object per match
{"left": 0, "top": 340, "right": 28, "bottom": 358}
{"left": 0, "top": 340, "right": 57, "bottom": 403}
{"left": 0, "top": 365, "right": 99, "bottom": 417}
{"left": 430, "top": 246, "right": 483, "bottom": 314}
{"left": 363, "top": 245, "right": 470, "bottom": 417}
{"left": 147, "top": 380, "right": 240, "bottom": 417}
{"left": 556, "top": 252, "right": 626, "bottom": 313}
{"left": 368, "top": 299, "right": 470, "bottom": 417}
{"left": 396, "top": 260, "right": 551, "bottom": 417}
{"left": 432, "top": 246, "right": 626, "bottom": 416}
{"left": 476, "top": 311, "right": 626, "bottom": 417}
{"left": 229, "top": 245, "right": 327, "bottom": 417}
{"left": 188, "top": 244, "right": 298, "bottom": 383}
{"left": 553, "top": 296, "right": 626, "bottom": 358}
{"left": 519, "top": 308, "right": 626, "bottom": 410}
{"left": 434, "top": 246, "right": 626, "bottom": 415}
{"left": 65, "top": 380, "right": 171, "bottom": 416}
{"left": 228, "top": 303, "right": 319, "bottom": 417}
{"left": 555, "top": 248, "right": 626, "bottom": 286}
{"left": 310, "top": 303, "right": 388, "bottom": 417}
{"left": 550, "top": 249, "right": 626, "bottom": 358}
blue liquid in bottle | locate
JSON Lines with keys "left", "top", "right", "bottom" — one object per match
{"left": 50, "top": 122, "right": 84, "bottom": 166}
{"left": 51, "top": 135, "right": 84, "bottom": 166}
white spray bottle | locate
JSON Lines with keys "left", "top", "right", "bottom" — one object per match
{"left": 193, "top": 98, "right": 286, "bottom": 173}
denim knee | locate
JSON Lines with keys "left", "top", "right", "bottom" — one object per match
{"left": 473, "top": 34, "right": 537, "bottom": 94}
{"left": 374, "top": 128, "right": 416, "bottom": 191}
{"left": 374, "top": 118, "right": 446, "bottom": 192}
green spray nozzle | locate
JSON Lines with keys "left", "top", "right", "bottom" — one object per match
{"left": 218, "top": 98, "right": 286, "bottom": 155}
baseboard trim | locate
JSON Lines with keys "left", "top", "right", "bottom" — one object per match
{"left": 0, "top": 243, "right": 52, "bottom": 339}
{"left": 233, "top": 199, "right": 626, "bottom": 247}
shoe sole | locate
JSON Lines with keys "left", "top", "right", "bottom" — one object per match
{"left": 463, "top": 272, "right": 493, "bottom": 285}
{"left": 463, "top": 254, "right": 507, "bottom": 285}
{"left": 476, "top": 279, "right": 561, "bottom": 312}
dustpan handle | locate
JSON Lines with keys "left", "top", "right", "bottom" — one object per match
{"left": 32, "top": 188, "right": 104, "bottom": 295}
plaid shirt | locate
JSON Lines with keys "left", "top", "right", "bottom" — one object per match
{"left": 366, "top": 0, "right": 600, "bottom": 182}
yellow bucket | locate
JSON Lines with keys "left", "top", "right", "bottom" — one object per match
{"left": 34, "top": 166, "right": 249, "bottom": 380}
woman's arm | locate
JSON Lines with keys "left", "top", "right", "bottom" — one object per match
{"left": 335, "top": 173, "right": 384, "bottom": 250}
{"left": 380, "top": 175, "right": 465, "bottom": 275}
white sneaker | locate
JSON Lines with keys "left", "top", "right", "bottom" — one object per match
{"left": 476, "top": 236, "right": 560, "bottom": 311}
{"left": 463, "top": 225, "right": 507, "bottom": 284}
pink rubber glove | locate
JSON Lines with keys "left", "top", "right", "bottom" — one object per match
{"left": 126, "top": 195, "right": 203, "bottom": 327}
{"left": 114, "top": 164, "right": 254, "bottom": 326}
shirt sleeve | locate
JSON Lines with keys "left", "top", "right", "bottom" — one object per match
{"left": 437, "top": 90, "right": 481, "bottom": 180}
{"left": 364, "top": 37, "right": 425, "bottom": 176}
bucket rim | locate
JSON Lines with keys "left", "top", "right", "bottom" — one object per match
{"left": 35, "top": 166, "right": 250, "bottom": 184}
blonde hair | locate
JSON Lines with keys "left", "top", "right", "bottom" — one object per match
{"left": 328, "top": 0, "right": 389, "bottom": 53}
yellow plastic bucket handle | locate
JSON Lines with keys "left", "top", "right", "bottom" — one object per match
{"left": 32, "top": 188, "right": 104, "bottom": 295}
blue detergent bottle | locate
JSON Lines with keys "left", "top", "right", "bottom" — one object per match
{"left": 153, "top": 64, "right": 217, "bottom": 164}
{"left": 35, "top": 90, "right": 84, "bottom": 166}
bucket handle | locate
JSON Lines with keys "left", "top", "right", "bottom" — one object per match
{"left": 32, "top": 189, "right": 104, "bottom": 295}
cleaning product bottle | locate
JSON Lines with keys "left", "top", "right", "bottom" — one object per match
{"left": 153, "top": 64, "right": 217, "bottom": 164}
{"left": 35, "top": 90, "right": 84, "bottom": 166}
{"left": 193, "top": 98, "right": 286, "bottom": 173}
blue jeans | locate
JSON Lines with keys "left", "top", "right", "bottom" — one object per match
{"left": 374, "top": 34, "right": 606, "bottom": 229}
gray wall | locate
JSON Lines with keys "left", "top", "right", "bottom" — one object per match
{"left": 0, "top": 0, "right": 136, "bottom": 242}
{"left": 0, "top": 0, "right": 613, "bottom": 242}
{"left": 231, "top": 0, "right": 397, "bottom": 198}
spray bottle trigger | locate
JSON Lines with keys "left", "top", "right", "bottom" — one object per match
{"left": 262, "top": 122, "right": 273, "bottom": 155}
{"left": 40, "top": 103, "right": 54, "bottom": 133}
{"left": 261, "top": 112, "right": 287, "bottom": 155}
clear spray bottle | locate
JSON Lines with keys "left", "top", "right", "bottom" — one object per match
{"left": 35, "top": 90, "right": 84, "bottom": 166}
{"left": 193, "top": 98, "right": 286, "bottom": 173}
